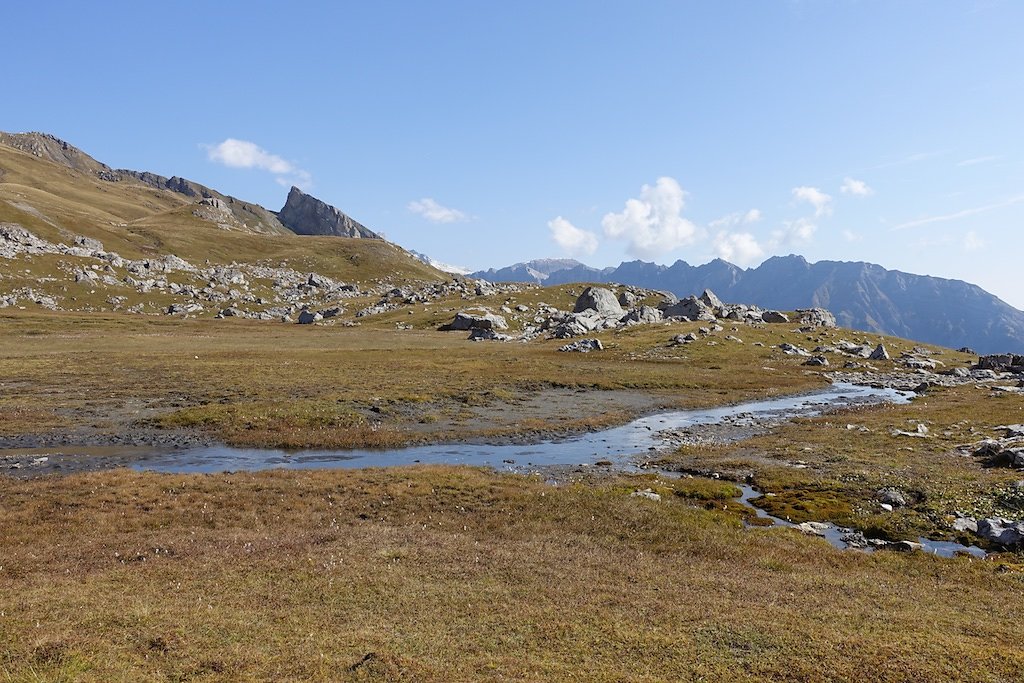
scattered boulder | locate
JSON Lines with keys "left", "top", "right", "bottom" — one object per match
{"left": 559, "top": 338, "right": 603, "bottom": 353}
{"left": 573, "top": 287, "right": 624, "bottom": 318}
{"left": 630, "top": 489, "right": 661, "bottom": 502}
{"left": 442, "top": 311, "right": 509, "bottom": 331}
{"left": 779, "top": 343, "right": 811, "bottom": 356}
{"left": 977, "top": 518, "right": 1024, "bottom": 547}
{"left": 699, "top": 289, "right": 724, "bottom": 311}
{"left": 661, "top": 296, "right": 715, "bottom": 322}
{"left": 803, "top": 355, "right": 829, "bottom": 367}
{"left": 468, "top": 328, "right": 510, "bottom": 342}
{"left": 762, "top": 310, "right": 789, "bottom": 324}
{"left": 952, "top": 517, "right": 978, "bottom": 534}
{"left": 73, "top": 235, "right": 104, "bottom": 251}
{"left": 977, "top": 354, "right": 1024, "bottom": 373}
{"left": 878, "top": 540, "right": 924, "bottom": 553}
{"left": 297, "top": 309, "right": 323, "bottom": 324}
{"left": 617, "top": 291, "right": 639, "bottom": 308}
{"left": 877, "top": 488, "right": 908, "bottom": 508}
{"left": 796, "top": 308, "right": 837, "bottom": 329}
{"left": 307, "top": 272, "right": 333, "bottom": 288}
{"left": 670, "top": 332, "right": 698, "bottom": 345}
{"left": 620, "top": 305, "right": 663, "bottom": 325}
{"left": 869, "top": 344, "right": 891, "bottom": 361}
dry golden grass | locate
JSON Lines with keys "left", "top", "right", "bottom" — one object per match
{"left": 1, "top": 466, "right": 1022, "bottom": 682}
{"left": 0, "top": 309, "right": 839, "bottom": 448}
{"left": 658, "top": 383, "right": 1024, "bottom": 543}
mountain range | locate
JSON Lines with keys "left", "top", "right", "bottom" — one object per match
{"left": 472, "top": 257, "right": 1024, "bottom": 354}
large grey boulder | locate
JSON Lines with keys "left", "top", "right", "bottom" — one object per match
{"left": 797, "top": 308, "right": 837, "bottom": 328}
{"left": 618, "top": 291, "right": 639, "bottom": 309}
{"left": 573, "top": 287, "right": 624, "bottom": 318}
{"left": 297, "top": 309, "right": 322, "bottom": 324}
{"left": 443, "top": 311, "right": 508, "bottom": 331}
{"left": 620, "top": 306, "right": 663, "bottom": 325}
{"left": 977, "top": 518, "right": 1024, "bottom": 547}
{"left": 661, "top": 296, "right": 716, "bottom": 322}
{"left": 877, "top": 488, "right": 908, "bottom": 508}
{"left": 762, "top": 310, "right": 789, "bottom": 324}
{"left": 977, "top": 354, "right": 1024, "bottom": 373}
{"left": 559, "top": 338, "right": 603, "bottom": 353}
{"left": 699, "top": 289, "right": 724, "bottom": 312}
{"left": 869, "top": 344, "right": 891, "bottom": 361}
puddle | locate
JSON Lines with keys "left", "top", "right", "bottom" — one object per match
{"left": 735, "top": 484, "right": 987, "bottom": 559}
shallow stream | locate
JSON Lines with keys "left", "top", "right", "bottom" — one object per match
{"left": 1, "top": 381, "right": 989, "bottom": 557}
{"left": 131, "top": 382, "right": 909, "bottom": 473}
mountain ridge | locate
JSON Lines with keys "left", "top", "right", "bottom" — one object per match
{"left": 473, "top": 256, "right": 1024, "bottom": 354}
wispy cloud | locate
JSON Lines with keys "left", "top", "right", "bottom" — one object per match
{"left": 407, "top": 198, "right": 469, "bottom": 224}
{"left": 870, "top": 150, "right": 948, "bottom": 170}
{"left": 964, "top": 230, "right": 986, "bottom": 251}
{"left": 957, "top": 155, "right": 1000, "bottom": 167}
{"left": 548, "top": 216, "right": 598, "bottom": 256}
{"left": 205, "top": 138, "right": 312, "bottom": 189}
{"left": 601, "top": 177, "right": 701, "bottom": 259}
{"left": 842, "top": 229, "right": 862, "bottom": 242}
{"left": 892, "top": 194, "right": 1024, "bottom": 230}
{"left": 709, "top": 208, "right": 762, "bottom": 229}
{"left": 840, "top": 177, "right": 873, "bottom": 197}
{"left": 792, "top": 186, "right": 833, "bottom": 217}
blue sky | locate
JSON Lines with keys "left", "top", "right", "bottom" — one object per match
{"left": 7, "top": 1, "right": 1024, "bottom": 305}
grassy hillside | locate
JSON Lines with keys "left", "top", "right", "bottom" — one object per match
{"left": 0, "top": 140, "right": 443, "bottom": 286}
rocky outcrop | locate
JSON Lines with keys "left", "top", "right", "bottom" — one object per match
{"left": 442, "top": 311, "right": 509, "bottom": 332}
{"left": 277, "top": 186, "right": 380, "bottom": 239}
{"left": 573, "top": 287, "right": 623, "bottom": 318}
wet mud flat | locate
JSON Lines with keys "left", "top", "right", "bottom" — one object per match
{"left": 0, "top": 382, "right": 906, "bottom": 477}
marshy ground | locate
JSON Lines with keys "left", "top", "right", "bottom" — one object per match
{"left": 1, "top": 308, "right": 1022, "bottom": 681}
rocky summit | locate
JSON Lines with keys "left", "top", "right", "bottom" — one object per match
{"left": 277, "top": 186, "right": 380, "bottom": 239}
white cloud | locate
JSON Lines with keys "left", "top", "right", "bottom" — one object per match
{"left": 601, "top": 177, "right": 701, "bottom": 258}
{"left": 792, "top": 186, "right": 833, "bottom": 217}
{"left": 771, "top": 218, "right": 817, "bottom": 248}
{"left": 712, "top": 231, "right": 764, "bottom": 266}
{"left": 892, "top": 194, "right": 1024, "bottom": 230}
{"left": 407, "top": 198, "right": 469, "bottom": 224}
{"left": 205, "top": 138, "right": 311, "bottom": 189}
{"left": 964, "top": 230, "right": 986, "bottom": 251}
{"left": 840, "top": 177, "right": 874, "bottom": 197}
{"left": 709, "top": 208, "right": 762, "bottom": 229}
{"left": 842, "top": 229, "right": 863, "bottom": 242}
{"left": 548, "top": 216, "right": 598, "bottom": 256}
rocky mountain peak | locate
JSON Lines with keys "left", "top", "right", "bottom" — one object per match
{"left": 277, "top": 187, "right": 380, "bottom": 239}
{"left": 0, "top": 131, "right": 110, "bottom": 175}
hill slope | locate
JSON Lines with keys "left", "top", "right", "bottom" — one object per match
{"left": 0, "top": 131, "right": 445, "bottom": 318}
{"left": 473, "top": 256, "right": 1024, "bottom": 353}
